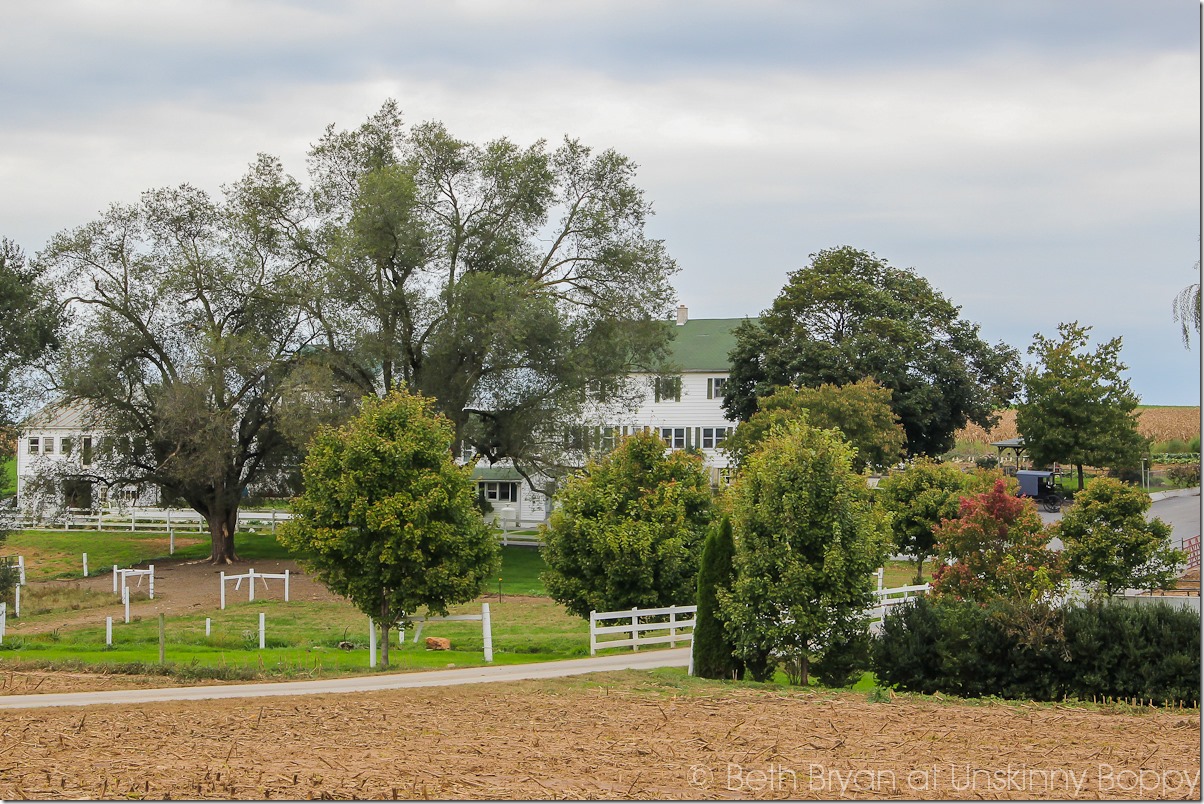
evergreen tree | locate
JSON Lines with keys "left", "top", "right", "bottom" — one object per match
{"left": 692, "top": 515, "right": 744, "bottom": 680}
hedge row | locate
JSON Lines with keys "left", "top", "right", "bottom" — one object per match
{"left": 871, "top": 597, "right": 1200, "bottom": 705}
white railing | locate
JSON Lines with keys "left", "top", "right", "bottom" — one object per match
{"left": 497, "top": 531, "right": 542, "bottom": 547}
{"left": 219, "top": 568, "right": 291, "bottom": 609}
{"left": 589, "top": 604, "right": 696, "bottom": 655}
{"left": 13, "top": 508, "right": 292, "bottom": 534}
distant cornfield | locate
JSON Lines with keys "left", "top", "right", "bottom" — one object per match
{"left": 955, "top": 407, "right": 1201, "bottom": 445}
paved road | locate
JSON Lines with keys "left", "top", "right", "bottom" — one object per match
{"left": 1040, "top": 488, "right": 1200, "bottom": 550}
{"left": 0, "top": 648, "right": 692, "bottom": 710}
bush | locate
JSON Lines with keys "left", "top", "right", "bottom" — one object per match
{"left": 872, "top": 597, "right": 1200, "bottom": 705}
{"left": 812, "top": 627, "right": 872, "bottom": 688}
{"left": 1167, "top": 462, "right": 1201, "bottom": 488}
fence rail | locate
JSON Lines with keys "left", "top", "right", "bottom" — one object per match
{"left": 10, "top": 508, "right": 292, "bottom": 534}
{"left": 589, "top": 604, "right": 696, "bottom": 655}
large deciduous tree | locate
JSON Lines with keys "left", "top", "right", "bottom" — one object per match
{"left": 0, "top": 238, "right": 61, "bottom": 434}
{"left": 719, "top": 419, "right": 891, "bottom": 686}
{"left": 540, "top": 429, "right": 713, "bottom": 619}
{"left": 293, "top": 101, "right": 679, "bottom": 482}
{"left": 1056, "top": 476, "right": 1183, "bottom": 597}
{"left": 278, "top": 391, "right": 497, "bottom": 668}
{"left": 723, "top": 246, "right": 1019, "bottom": 457}
{"left": 1015, "top": 322, "right": 1145, "bottom": 490}
{"left": 42, "top": 169, "right": 320, "bottom": 564}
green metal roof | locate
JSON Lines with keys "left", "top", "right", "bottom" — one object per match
{"left": 665, "top": 318, "right": 752, "bottom": 372}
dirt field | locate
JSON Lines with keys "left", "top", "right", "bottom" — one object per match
{"left": 0, "top": 673, "right": 1197, "bottom": 800}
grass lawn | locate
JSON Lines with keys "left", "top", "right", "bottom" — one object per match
{"left": 1, "top": 457, "right": 14, "bottom": 497}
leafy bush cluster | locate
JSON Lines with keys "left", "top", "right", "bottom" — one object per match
{"left": 1166, "top": 462, "right": 1201, "bottom": 488}
{"left": 872, "top": 597, "right": 1200, "bottom": 705}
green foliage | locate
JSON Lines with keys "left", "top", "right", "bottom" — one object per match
{"left": 1056, "top": 476, "right": 1184, "bottom": 597}
{"left": 692, "top": 515, "right": 743, "bottom": 680}
{"left": 0, "top": 238, "right": 61, "bottom": 431}
{"left": 873, "top": 597, "right": 1201, "bottom": 705}
{"left": 811, "top": 626, "right": 872, "bottom": 688}
{"left": 301, "top": 102, "right": 678, "bottom": 474}
{"left": 720, "top": 419, "right": 891, "bottom": 686}
{"left": 278, "top": 390, "right": 498, "bottom": 667}
{"left": 723, "top": 246, "right": 1019, "bottom": 457}
{"left": 1166, "top": 462, "right": 1201, "bottom": 487}
{"left": 875, "top": 459, "right": 971, "bottom": 584}
{"left": 539, "top": 430, "right": 713, "bottom": 618}
{"left": 930, "top": 479, "right": 1064, "bottom": 604}
{"left": 722, "top": 380, "right": 905, "bottom": 472}
{"left": 1016, "top": 322, "right": 1145, "bottom": 490}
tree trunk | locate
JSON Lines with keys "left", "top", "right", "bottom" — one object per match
{"left": 1076, "top": 463, "right": 1085, "bottom": 491}
{"left": 206, "top": 504, "right": 240, "bottom": 565}
{"left": 913, "top": 557, "right": 925, "bottom": 586}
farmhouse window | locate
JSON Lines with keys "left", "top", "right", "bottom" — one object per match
{"left": 706, "top": 377, "right": 727, "bottom": 399}
{"left": 701, "top": 427, "right": 729, "bottom": 449}
{"left": 81, "top": 437, "right": 93, "bottom": 466}
{"left": 27, "top": 437, "right": 39, "bottom": 454}
{"left": 659, "top": 427, "right": 686, "bottom": 449}
{"left": 653, "top": 376, "right": 682, "bottom": 403}
{"left": 479, "top": 481, "right": 518, "bottom": 503}
{"left": 43, "top": 437, "right": 54, "bottom": 454}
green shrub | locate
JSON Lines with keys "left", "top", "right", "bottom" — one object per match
{"left": 1167, "top": 463, "right": 1200, "bottom": 488}
{"left": 812, "top": 627, "right": 871, "bottom": 688}
{"left": 872, "top": 597, "right": 1200, "bottom": 705}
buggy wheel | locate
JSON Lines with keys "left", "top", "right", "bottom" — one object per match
{"left": 1040, "top": 495, "right": 1060, "bottom": 513}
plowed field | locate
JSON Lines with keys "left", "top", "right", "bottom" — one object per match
{"left": 0, "top": 673, "right": 1198, "bottom": 800}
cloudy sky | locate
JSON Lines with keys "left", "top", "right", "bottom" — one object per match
{"left": 3, "top": 1, "right": 1200, "bottom": 404}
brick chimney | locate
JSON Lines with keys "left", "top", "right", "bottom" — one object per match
{"left": 676, "top": 304, "right": 688, "bottom": 326}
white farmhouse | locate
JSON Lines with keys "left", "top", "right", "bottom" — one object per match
{"left": 473, "top": 306, "right": 750, "bottom": 526}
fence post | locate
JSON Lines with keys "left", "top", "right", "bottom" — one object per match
{"left": 219, "top": 571, "right": 226, "bottom": 610}
{"left": 482, "top": 603, "right": 493, "bottom": 663}
{"left": 169, "top": 528, "right": 174, "bottom": 555}
{"left": 259, "top": 612, "right": 265, "bottom": 650}
{"left": 669, "top": 604, "right": 677, "bottom": 647}
{"left": 284, "top": 570, "right": 290, "bottom": 602}
{"left": 877, "top": 567, "right": 884, "bottom": 593}
{"left": 83, "top": 552, "right": 88, "bottom": 577}
{"left": 205, "top": 617, "right": 211, "bottom": 637}
{"left": 248, "top": 569, "right": 255, "bottom": 603}
{"left": 148, "top": 565, "right": 155, "bottom": 600}
{"left": 96, "top": 510, "right": 102, "bottom": 530}
{"left": 17, "top": 556, "right": 24, "bottom": 586}
{"left": 123, "top": 585, "right": 130, "bottom": 624}
{"left": 106, "top": 616, "right": 112, "bottom": 646}
{"left": 130, "top": 510, "right": 135, "bottom": 532}
{"left": 589, "top": 610, "right": 597, "bottom": 655}
{"left": 369, "top": 617, "right": 377, "bottom": 668}
{"left": 113, "top": 565, "right": 118, "bottom": 594}
{"left": 13, "top": 584, "right": 19, "bottom": 618}
{"left": 271, "top": 509, "right": 277, "bottom": 535}
{"left": 631, "top": 607, "right": 639, "bottom": 652}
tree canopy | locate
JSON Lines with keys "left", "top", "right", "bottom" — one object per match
{"left": 723, "top": 246, "right": 1019, "bottom": 457}
{"left": 721, "top": 379, "right": 905, "bottom": 472}
{"left": 277, "top": 391, "right": 497, "bottom": 667}
{"left": 283, "top": 101, "right": 679, "bottom": 481}
{"left": 539, "top": 429, "right": 713, "bottom": 618}
{"left": 875, "top": 458, "right": 972, "bottom": 584}
{"left": 1015, "top": 322, "right": 1145, "bottom": 490}
{"left": 1056, "top": 476, "right": 1183, "bottom": 597}
{"left": 0, "top": 238, "right": 60, "bottom": 434}
{"left": 719, "top": 418, "right": 891, "bottom": 685}
{"left": 41, "top": 179, "right": 321, "bottom": 563}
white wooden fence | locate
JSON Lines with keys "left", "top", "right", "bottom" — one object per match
{"left": 13, "top": 508, "right": 291, "bottom": 534}
{"left": 113, "top": 564, "right": 155, "bottom": 599}
{"left": 589, "top": 604, "right": 696, "bottom": 655}
{"left": 219, "top": 568, "right": 290, "bottom": 609}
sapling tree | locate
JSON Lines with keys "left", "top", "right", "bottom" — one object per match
{"left": 1056, "top": 476, "right": 1184, "bottom": 597}
{"left": 875, "top": 459, "right": 971, "bottom": 584}
{"left": 278, "top": 390, "right": 498, "bottom": 667}
{"left": 720, "top": 419, "right": 891, "bottom": 685}
{"left": 540, "top": 429, "right": 713, "bottom": 618}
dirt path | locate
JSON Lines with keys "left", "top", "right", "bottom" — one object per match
{"left": 0, "top": 674, "right": 1197, "bottom": 800}
{"left": 14, "top": 555, "right": 343, "bottom": 634}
